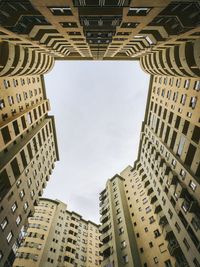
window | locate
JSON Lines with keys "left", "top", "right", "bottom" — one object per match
{"left": 180, "top": 94, "right": 187, "bottom": 105}
{"left": 192, "top": 126, "right": 200, "bottom": 144}
{"left": 118, "top": 217, "right": 122, "bottom": 224}
{"left": 191, "top": 217, "right": 200, "bottom": 232}
{"left": 164, "top": 259, "right": 172, "bottom": 267}
{"left": 60, "top": 22, "right": 78, "bottom": 28}
{"left": 183, "top": 238, "right": 190, "bottom": 250}
{"left": 171, "top": 159, "right": 177, "bottom": 168}
{"left": 144, "top": 227, "right": 148, "bottom": 232}
{"left": 185, "top": 144, "right": 196, "bottom": 166}
{"left": 127, "top": 7, "right": 151, "bottom": 16}
{"left": 121, "top": 240, "right": 126, "bottom": 249}
{"left": 121, "top": 22, "right": 139, "bottom": 28}
{"left": 122, "top": 255, "right": 128, "bottom": 263}
{"left": 140, "top": 247, "right": 144, "bottom": 253}
{"left": 189, "top": 96, "right": 197, "bottom": 109}
{"left": 149, "top": 216, "right": 155, "bottom": 224}
{"left": 175, "top": 222, "right": 181, "bottom": 233}
{"left": 189, "top": 180, "right": 197, "bottom": 191}
{"left": 49, "top": 6, "right": 72, "bottom": 16}
{"left": 24, "top": 202, "right": 28, "bottom": 211}
{"left": 180, "top": 169, "right": 186, "bottom": 179}
{"left": 0, "top": 98, "right": 5, "bottom": 109}
{"left": 19, "top": 190, "right": 25, "bottom": 199}
{"left": 154, "top": 229, "right": 160, "bottom": 238}
{"left": 194, "top": 80, "right": 200, "bottom": 91}
{"left": 6, "top": 231, "right": 13, "bottom": 243}
{"left": 1, "top": 217, "right": 8, "bottom": 230}
{"left": 149, "top": 242, "right": 153, "bottom": 248}
{"left": 177, "top": 136, "right": 186, "bottom": 156}
{"left": 145, "top": 206, "right": 151, "bottom": 213}
{"left": 0, "top": 250, "right": 3, "bottom": 261}
{"left": 119, "top": 227, "right": 124, "bottom": 235}
{"left": 184, "top": 79, "right": 190, "bottom": 89}
{"left": 1, "top": 126, "right": 11, "bottom": 144}
{"left": 16, "top": 215, "right": 21, "bottom": 226}
{"left": 11, "top": 202, "right": 17, "bottom": 213}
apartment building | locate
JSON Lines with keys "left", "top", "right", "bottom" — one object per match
{"left": 0, "top": 1, "right": 199, "bottom": 60}
{"left": 0, "top": 75, "right": 59, "bottom": 267}
{"left": 99, "top": 174, "right": 141, "bottom": 267}
{"left": 0, "top": 0, "right": 199, "bottom": 266}
{"left": 100, "top": 74, "right": 200, "bottom": 267}
{"left": 13, "top": 198, "right": 102, "bottom": 267}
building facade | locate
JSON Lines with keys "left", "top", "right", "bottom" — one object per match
{"left": 13, "top": 198, "right": 102, "bottom": 267}
{"left": 100, "top": 74, "right": 200, "bottom": 267}
{"left": 0, "top": 75, "right": 59, "bottom": 267}
{"left": 0, "top": 1, "right": 199, "bottom": 61}
{"left": 0, "top": 0, "right": 199, "bottom": 266}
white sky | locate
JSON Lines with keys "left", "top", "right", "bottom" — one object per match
{"left": 43, "top": 61, "right": 149, "bottom": 223}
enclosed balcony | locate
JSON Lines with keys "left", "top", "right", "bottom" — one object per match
{"left": 181, "top": 190, "right": 198, "bottom": 213}
{"left": 101, "top": 224, "right": 110, "bottom": 234}
{"left": 167, "top": 237, "right": 181, "bottom": 256}
{"left": 153, "top": 200, "right": 162, "bottom": 214}
{"left": 162, "top": 224, "right": 173, "bottom": 240}
{"left": 100, "top": 206, "right": 109, "bottom": 215}
{"left": 157, "top": 211, "right": 168, "bottom": 226}
{"left": 141, "top": 174, "right": 147, "bottom": 181}
{"left": 144, "top": 180, "right": 150, "bottom": 188}
{"left": 100, "top": 214, "right": 110, "bottom": 224}
{"left": 174, "top": 182, "right": 187, "bottom": 199}
{"left": 102, "top": 246, "right": 112, "bottom": 260}
{"left": 150, "top": 195, "right": 158, "bottom": 204}
{"left": 102, "top": 234, "right": 112, "bottom": 245}
{"left": 147, "top": 187, "right": 153, "bottom": 196}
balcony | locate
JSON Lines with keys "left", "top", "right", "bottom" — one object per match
{"left": 99, "top": 191, "right": 107, "bottom": 201}
{"left": 102, "top": 246, "right": 112, "bottom": 260}
{"left": 100, "top": 206, "right": 109, "bottom": 215}
{"left": 101, "top": 223, "right": 110, "bottom": 234}
{"left": 157, "top": 211, "right": 168, "bottom": 226}
{"left": 153, "top": 200, "right": 162, "bottom": 214}
{"left": 167, "top": 238, "right": 180, "bottom": 256}
{"left": 100, "top": 214, "right": 110, "bottom": 224}
{"left": 102, "top": 234, "right": 111, "bottom": 244}
{"left": 150, "top": 195, "right": 158, "bottom": 204}
{"left": 175, "top": 182, "right": 187, "bottom": 198}
{"left": 162, "top": 224, "right": 173, "bottom": 240}
{"left": 167, "top": 171, "right": 178, "bottom": 186}
{"left": 144, "top": 180, "right": 150, "bottom": 188}
{"left": 141, "top": 174, "right": 147, "bottom": 181}
{"left": 180, "top": 188, "right": 199, "bottom": 213}
{"left": 147, "top": 187, "right": 153, "bottom": 196}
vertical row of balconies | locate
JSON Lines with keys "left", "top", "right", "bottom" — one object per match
{"left": 141, "top": 135, "right": 200, "bottom": 266}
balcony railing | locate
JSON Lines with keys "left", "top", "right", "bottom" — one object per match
{"left": 167, "top": 238, "right": 180, "bottom": 256}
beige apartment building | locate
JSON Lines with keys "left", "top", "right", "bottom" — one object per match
{"left": 13, "top": 198, "right": 102, "bottom": 267}
{"left": 100, "top": 74, "right": 200, "bottom": 267}
{"left": 0, "top": 74, "right": 59, "bottom": 267}
{"left": 0, "top": 1, "right": 199, "bottom": 61}
{"left": 0, "top": 0, "right": 199, "bottom": 266}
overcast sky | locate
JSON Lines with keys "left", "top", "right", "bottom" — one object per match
{"left": 43, "top": 61, "right": 149, "bottom": 223}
